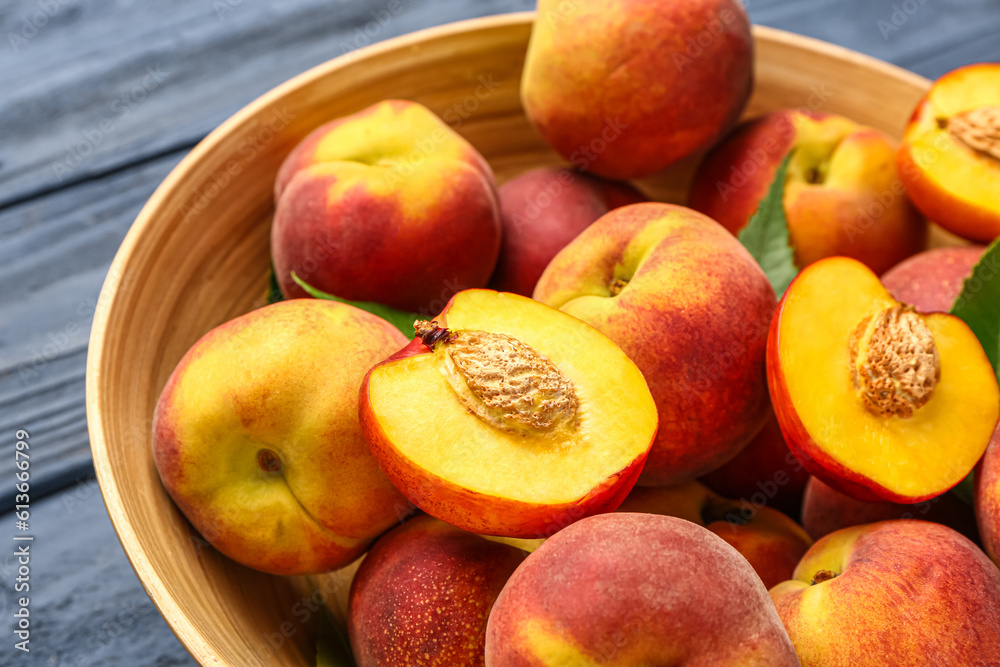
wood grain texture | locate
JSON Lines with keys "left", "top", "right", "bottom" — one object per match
{"left": 1, "top": 0, "right": 994, "bottom": 508}
{"left": 2, "top": 0, "right": 996, "bottom": 208}
{"left": 0, "top": 0, "right": 536, "bottom": 206}
{"left": 0, "top": 478, "right": 195, "bottom": 665}
{"left": 0, "top": 153, "right": 184, "bottom": 507}
{"left": 0, "top": 0, "right": 536, "bottom": 509}
{"left": 86, "top": 15, "right": 937, "bottom": 666}
{"left": 0, "top": 2, "right": 996, "bottom": 666}
{"left": 749, "top": 0, "right": 1000, "bottom": 77}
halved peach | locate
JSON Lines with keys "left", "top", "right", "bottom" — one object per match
{"left": 359, "top": 290, "right": 657, "bottom": 538}
{"left": 898, "top": 63, "right": 1000, "bottom": 242}
{"left": 767, "top": 257, "right": 999, "bottom": 503}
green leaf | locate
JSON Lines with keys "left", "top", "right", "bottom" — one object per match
{"left": 737, "top": 152, "right": 799, "bottom": 298}
{"left": 950, "top": 237, "right": 1000, "bottom": 374}
{"left": 951, "top": 472, "right": 975, "bottom": 505}
{"left": 266, "top": 265, "right": 285, "bottom": 305}
{"left": 315, "top": 604, "right": 356, "bottom": 667}
{"left": 948, "top": 237, "right": 1000, "bottom": 504}
{"left": 291, "top": 271, "right": 419, "bottom": 338}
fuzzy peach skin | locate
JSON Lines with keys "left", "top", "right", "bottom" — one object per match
{"left": 700, "top": 411, "right": 810, "bottom": 518}
{"left": 881, "top": 245, "right": 985, "bottom": 313}
{"left": 897, "top": 63, "right": 1000, "bottom": 243}
{"left": 485, "top": 513, "right": 799, "bottom": 666}
{"left": 802, "top": 476, "right": 978, "bottom": 543}
{"left": 976, "top": 423, "right": 1000, "bottom": 565}
{"left": 272, "top": 99, "right": 501, "bottom": 312}
{"left": 489, "top": 167, "right": 647, "bottom": 296}
{"left": 689, "top": 110, "right": 927, "bottom": 275}
{"left": 153, "top": 299, "right": 411, "bottom": 575}
{"left": 521, "top": 0, "right": 752, "bottom": 180}
{"left": 770, "top": 520, "right": 1000, "bottom": 665}
{"left": 618, "top": 482, "right": 812, "bottom": 589}
{"left": 349, "top": 514, "right": 526, "bottom": 667}
{"left": 534, "top": 203, "right": 775, "bottom": 486}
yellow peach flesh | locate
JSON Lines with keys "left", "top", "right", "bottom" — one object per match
{"left": 904, "top": 66, "right": 1000, "bottom": 218}
{"left": 366, "top": 291, "right": 656, "bottom": 506}
{"left": 777, "top": 258, "right": 998, "bottom": 497}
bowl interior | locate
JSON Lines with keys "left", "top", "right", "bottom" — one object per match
{"left": 87, "top": 12, "right": 933, "bottom": 666}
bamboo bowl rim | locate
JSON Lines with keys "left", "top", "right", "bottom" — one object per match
{"left": 86, "top": 11, "right": 931, "bottom": 664}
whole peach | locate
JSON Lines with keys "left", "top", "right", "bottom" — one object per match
{"left": 485, "top": 513, "right": 799, "bottom": 665}
{"left": 771, "top": 521, "right": 1000, "bottom": 665}
{"left": 349, "top": 514, "right": 526, "bottom": 666}
{"left": 534, "top": 202, "right": 775, "bottom": 486}
{"left": 880, "top": 245, "right": 985, "bottom": 313}
{"left": 689, "top": 109, "right": 926, "bottom": 275}
{"left": 521, "top": 0, "right": 753, "bottom": 179}
{"left": 489, "top": 167, "right": 646, "bottom": 296}
{"left": 273, "top": 100, "right": 501, "bottom": 312}
{"left": 153, "top": 299, "right": 410, "bottom": 575}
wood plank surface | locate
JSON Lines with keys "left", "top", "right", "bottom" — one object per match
{"left": 0, "top": 0, "right": 997, "bottom": 664}
{"left": 0, "top": 477, "right": 196, "bottom": 664}
{"left": 0, "top": 152, "right": 185, "bottom": 507}
{"left": 2, "top": 0, "right": 999, "bottom": 507}
{"left": 0, "top": 0, "right": 537, "bottom": 206}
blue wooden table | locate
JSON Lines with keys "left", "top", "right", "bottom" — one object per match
{"left": 1, "top": 0, "right": 997, "bottom": 663}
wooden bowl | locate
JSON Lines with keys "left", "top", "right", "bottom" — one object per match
{"left": 87, "top": 12, "right": 937, "bottom": 666}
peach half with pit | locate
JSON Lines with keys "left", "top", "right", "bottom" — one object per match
{"left": 767, "top": 256, "right": 999, "bottom": 503}
{"left": 359, "top": 290, "right": 657, "bottom": 538}
{"left": 898, "top": 63, "right": 1000, "bottom": 243}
